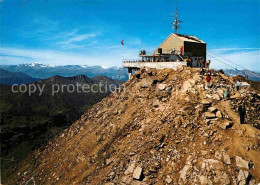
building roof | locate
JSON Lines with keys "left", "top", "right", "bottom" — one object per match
{"left": 175, "top": 34, "right": 205, "bottom": 43}
{"left": 153, "top": 33, "right": 205, "bottom": 54}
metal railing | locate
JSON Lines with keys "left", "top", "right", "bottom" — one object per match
{"left": 123, "top": 59, "right": 143, "bottom": 63}
{"left": 122, "top": 59, "right": 185, "bottom": 63}
{"left": 139, "top": 52, "right": 153, "bottom": 56}
{"left": 138, "top": 50, "right": 192, "bottom": 56}
{"left": 124, "top": 50, "right": 193, "bottom": 63}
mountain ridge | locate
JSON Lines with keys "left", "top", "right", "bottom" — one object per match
{"left": 3, "top": 67, "right": 259, "bottom": 184}
{"left": 1, "top": 63, "right": 260, "bottom": 82}
{"left": 0, "top": 63, "right": 128, "bottom": 81}
{"left": 223, "top": 69, "right": 260, "bottom": 81}
{"left": 0, "top": 69, "right": 41, "bottom": 85}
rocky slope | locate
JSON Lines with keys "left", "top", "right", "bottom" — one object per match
{"left": 2, "top": 67, "right": 260, "bottom": 184}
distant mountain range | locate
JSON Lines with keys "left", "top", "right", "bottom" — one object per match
{"left": 223, "top": 69, "right": 260, "bottom": 81}
{"left": 0, "top": 74, "right": 123, "bottom": 170}
{"left": 0, "top": 63, "right": 128, "bottom": 81}
{"left": 1, "top": 63, "right": 259, "bottom": 83}
{"left": 0, "top": 69, "right": 41, "bottom": 85}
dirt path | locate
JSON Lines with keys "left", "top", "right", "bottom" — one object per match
{"left": 216, "top": 99, "right": 260, "bottom": 177}
{"left": 217, "top": 99, "right": 259, "bottom": 135}
{"left": 217, "top": 100, "right": 240, "bottom": 124}
{"left": 219, "top": 73, "right": 235, "bottom": 84}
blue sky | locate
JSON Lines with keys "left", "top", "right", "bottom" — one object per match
{"left": 0, "top": 0, "right": 259, "bottom": 71}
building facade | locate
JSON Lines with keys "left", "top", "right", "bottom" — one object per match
{"left": 142, "top": 33, "right": 206, "bottom": 63}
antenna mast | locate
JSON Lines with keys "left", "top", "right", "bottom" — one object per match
{"left": 171, "top": 5, "right": 183, "bottom": 34}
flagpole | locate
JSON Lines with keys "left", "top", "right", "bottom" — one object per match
{"left": 121, "top": 39, "right": 125, "bottom": 61}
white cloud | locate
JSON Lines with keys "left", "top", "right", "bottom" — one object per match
{"left": 211, "top": 48, "right": 260, "bottom": 52}
{"left": 59, "top": 40, "right": 98, "bottom": 50}
{"left": 58, "top": 33, "right": 97, "bottom": 45}
{"left": 53, "top": 31, "right": 98, "bottom": 50}
{"left": 43, "top": 29, "right": 79, "bottom": 41}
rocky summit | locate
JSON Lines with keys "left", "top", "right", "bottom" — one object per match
{"left": 2, "top": 67, "right": 260, "bottom": 185}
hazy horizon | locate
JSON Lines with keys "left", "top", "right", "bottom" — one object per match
{"left": 1, "top": 62, "right": 260, "bottom": 73}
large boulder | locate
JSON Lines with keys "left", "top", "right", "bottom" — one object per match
{"left": 140, "top": 78, "right": 153, "bottom": 88}
{"left": 179, "top": 164, "right": 191, "bottom": 182}
{"left": 208, "top": 107, "right": 218, "bottom": 113}
{"left": 205, "top": 112, "right": 216, "bottom": 119}
{"left": 124, "top": 161, "right": 136, "bottom": 175}
{"left": 216, "top": 111, "right": 222, "bottom": 118}
{"left": 157, "top": 83, "right": 167, "bottom": 90}
{"left": 223, "top": 153, "right": 231, "bottom": 165}
{"left": 237, "top": 170, "right": 250, "bottom": 185}
{"left": 219, "top": 121, "right": 233, "bottom": 130}
{"left": 236, "top": 156, "right": 249, "bottom": 169}
{"left": 133, "top": 166, "right": 143, "bottom": 180}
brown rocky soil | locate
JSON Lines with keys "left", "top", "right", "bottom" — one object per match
{"left": 2, "top": 67, "right": 260, "bottom": 185}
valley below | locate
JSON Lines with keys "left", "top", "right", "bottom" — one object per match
{"left": 0, "top": 74, "right": 123, "bottom": 171}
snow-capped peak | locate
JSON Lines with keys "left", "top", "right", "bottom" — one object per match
{"left": 111, "top": 66, "right": 120, "bottom": 70}
{"left": 81, "top": 65, "right": 88, "bottom": 68}
{"left": 101, "top": 65, "right": 108, "bottom": 69}
{"left": 26, "top": 63, "right": 56, "bottom": 68}
{"left": 28, "top": 62, "right": 41, "bottom": 67}
{"left": 47, "top": 64, "right": 56, "bottom": 68}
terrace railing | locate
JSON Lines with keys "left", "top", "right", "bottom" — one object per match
{"left": 138, "top": 50, "right": 192, "bottom": 56}
{"left": 123, "top": 59, "right": 184, "bottom": 63}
